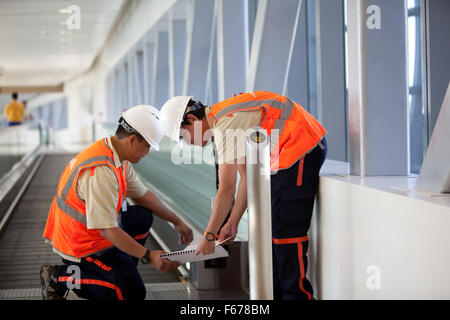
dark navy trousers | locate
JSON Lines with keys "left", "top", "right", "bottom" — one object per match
{"left": 56, "top": 205, "right": 153, "bottom": 300}
{"left": 271, "top": 138, "right": 327, "bottom": 300}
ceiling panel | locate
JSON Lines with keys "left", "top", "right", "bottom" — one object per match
{"left": 0, "top": 0, "right": 125, "bottom": 86}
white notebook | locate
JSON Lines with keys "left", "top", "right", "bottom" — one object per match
{"left": 160, "top": 240, "right": 230, "bottom": 263}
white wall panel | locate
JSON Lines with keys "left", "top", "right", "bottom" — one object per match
{"left": 309, "top": 173, "right": 450, "bottom": 299}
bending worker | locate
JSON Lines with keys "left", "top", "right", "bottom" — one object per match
{"left": 41, "top": 105, "right": 193, "bottom": 300}
{"left": 160, "top": 91, "right": 327, "bottom": 300}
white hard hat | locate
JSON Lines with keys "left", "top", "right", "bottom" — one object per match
{"left": 121, "top": 105, "right": 163, "bottom": 151}
{"left": 159, "top": 96, "right": 193, "bottom": 145}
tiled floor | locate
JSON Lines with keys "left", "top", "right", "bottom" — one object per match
{"left": 0, "top": 282, "right": 249, "bottom": 300}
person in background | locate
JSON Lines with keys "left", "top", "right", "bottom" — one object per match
{"left": 4, "top": 92, "right": 25, "bottom": 126}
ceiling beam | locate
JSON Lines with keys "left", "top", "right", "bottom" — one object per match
{"left": 0, "top": 84, "right": 64, "bottom": 94}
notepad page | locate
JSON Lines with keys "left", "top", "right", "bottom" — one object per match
{"left": 160, "top": 243, "right": 229, "bottom": 263}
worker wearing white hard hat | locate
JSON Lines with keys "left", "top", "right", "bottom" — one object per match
{"left": 160, "top": 96, "right": 210, "bottom": 148}
{"left": 121, "top": 105, "right": 162, "bottom": 151}
{"left": 160, "top": 92, "right": 327, "bottom": 300}
{"left": 159, "top": 96, "right": 193, "bottom": 145}
{"left": 41, "top": 104, "right": 193, "bottom": 300}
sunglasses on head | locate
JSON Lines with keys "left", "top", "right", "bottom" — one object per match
{"left": 182, "top": 100, "right": 206, "bottom": 122}
{"left": 118, "top": 117, "right": 137, "bottom": 134}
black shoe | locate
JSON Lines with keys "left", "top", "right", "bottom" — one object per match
{"left": 40, "top": 264, "right": 68, "bottom": 300}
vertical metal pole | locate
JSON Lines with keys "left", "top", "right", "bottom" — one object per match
{"left": 246, "top": 126, "right": 273, "bottom": 300}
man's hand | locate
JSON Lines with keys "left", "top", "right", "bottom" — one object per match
{"left": 218, "top": 220, "right": 238, "bottom": 244}
{"left": 99, "top": 228, "right": 179, "bottom": 273}
{"left": 133, "top": 191, "right": 194, "bottom": 245}
{"left": 174, "top": 221, "right": 194, "bottom": 245}
{"left": 149, "top": 250, "right": 180, "bottom": 273}
{"left": 195, "top": 237, "right": 215, "bottom": 256}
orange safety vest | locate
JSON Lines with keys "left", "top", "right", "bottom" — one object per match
{"left": 209, "top": 91, "right": 327, "bottom": 171}
{"left": 43, "top": 138, "right": 127, "bottom": 259}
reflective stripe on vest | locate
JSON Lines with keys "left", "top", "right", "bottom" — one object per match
{"left": 55, "top": 195, "right": 87, "bottom": 225}
{"left": 209, "top": 91, "right": 326, "bottom": 171}
{"left": 55, "top": 153, "right": 123, "bottom": 226}
{"left": 60, "top": 155, "right": 116, "bottom": 201}
{"left": 57, "top": 158, "right": 126, "bottom": 226}
{"left": 43, "top": 138, "right": 128, "bottom": 259}
{"left": 210, "top": 98, "right": 296, "bottom": 125}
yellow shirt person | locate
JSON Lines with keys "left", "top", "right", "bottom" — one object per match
{"left": 4, "top": 93, "right": 25, "bottom": 126}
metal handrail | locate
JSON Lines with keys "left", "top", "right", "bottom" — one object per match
{"left": 0, "top": 153, "right": 45, "bottom": 234}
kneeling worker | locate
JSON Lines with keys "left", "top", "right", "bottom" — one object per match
{"left": 41, "top": 105, "right": 193, "bottom": 300}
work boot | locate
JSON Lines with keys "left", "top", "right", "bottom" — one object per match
{"left": 40, "top": 264, "right": 68, "bottom": 300}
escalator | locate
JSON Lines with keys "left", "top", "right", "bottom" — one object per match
{"left": 0, "top": 152, "right": 248, "bottom": 300}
